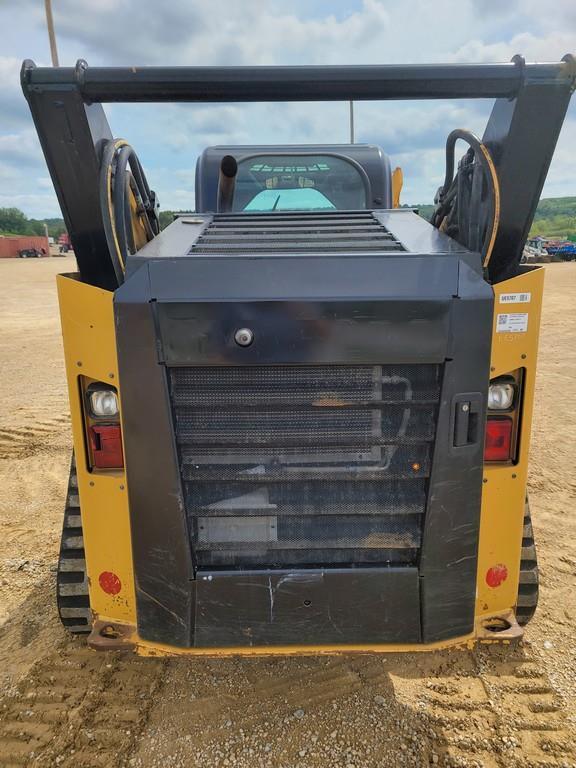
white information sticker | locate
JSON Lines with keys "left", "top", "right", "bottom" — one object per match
{"left": 496, "top": 312, "right": 529, "bottom": 333}
{"left": 499, "top": 292, "right": 531, "bottom": 304}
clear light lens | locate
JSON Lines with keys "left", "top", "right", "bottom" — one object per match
{"left": 90, "top": 390, "right": 119, "bottom": 418}
{"left": 488, "top": 382, "right": 515, "bottom": 410}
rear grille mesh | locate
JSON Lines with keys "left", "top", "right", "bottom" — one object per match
{"left": 169, "top": 364, "right": 441, "bottom": 568}
{"left": 189, "top": 212, "right": 405, "bottom": 254}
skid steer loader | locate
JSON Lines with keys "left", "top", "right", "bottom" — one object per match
{"left": 21, "top": 55, "right": 575, "bottom": 654}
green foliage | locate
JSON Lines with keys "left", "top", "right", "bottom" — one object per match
{"left": 0, "top": 207, "right": 29, "bottom": 234}
{"left": 158, "top": 210, "right": 194, "bottom": 230}
{"left": 529, "top": 197, "right": 576, "bottom": 238}
{"left": 0, "top": 208, "right": 66, "bottom": 238}
{"left": 36, "top": 218, "right": 67, "bottom": 238}
{"left": 532, "top": 196, "right": 576, "bottom": 221}
{"left": 412, "top": 204, "right": 435, "bottom": 221}
{"left": 158, "top": 210, "right": 175, "bottom": 231}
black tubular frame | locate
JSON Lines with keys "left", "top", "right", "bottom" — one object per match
{"left": 22, "top": 56, "right": 576, "bottom": 287}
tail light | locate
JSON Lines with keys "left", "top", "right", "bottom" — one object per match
{"left": 89, "top": 424, "right": 124, "bottom": 469}
{"left": 484, "top": 417, "right": 513, "bottom": 461}
{"left": 484, "top": 370, "right": 522, "bottom": 463}
{"left": 487, "top": 380, "right": 515, "bottom": 410}
{"left": 83, "top": 380, "right": 124, "bottom": 470}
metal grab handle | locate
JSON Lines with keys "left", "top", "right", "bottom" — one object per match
{"left": 453, "top": 394, "right": 483, "bottom": 448}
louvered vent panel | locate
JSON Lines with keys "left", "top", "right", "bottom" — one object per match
{"left": 189, "top": 212, "right": 405, "bottom": 254}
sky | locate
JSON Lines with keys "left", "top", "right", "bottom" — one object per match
{"left": 0, "top": 0, "right": 575, "bottom": 218}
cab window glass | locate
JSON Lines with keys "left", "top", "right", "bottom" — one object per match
{"left": 232, "top": 155, "right": 367, "bottom": 211}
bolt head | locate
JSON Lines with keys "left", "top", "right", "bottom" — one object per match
{"left": 234, "top": 328, "right": 254, "bottom": 347}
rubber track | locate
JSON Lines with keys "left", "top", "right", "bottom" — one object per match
{"left": 56, "top": 455, "right": 91, "bottom": 634}
{"left": 517, "top": 497, "right": 539, "bottom": 626}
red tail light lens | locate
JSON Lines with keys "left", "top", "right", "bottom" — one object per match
{"left": 484, "top": 417, "right": 513, "bottom": 462}
{"left": 89, "top": 425, "right": 124, "bottom": 469}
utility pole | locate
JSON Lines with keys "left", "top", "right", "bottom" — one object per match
{"left": 350, "top": 101, "right": 354, "bottom": 144}
{"left": 349, "top": 101, "right": 355, "bottom": 144}
{"left": 44, "top": 0, "right": 59, "bottom": 67}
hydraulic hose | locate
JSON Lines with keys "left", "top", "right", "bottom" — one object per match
{"left": 432, "top": 129, "right": 500, "bottom": 272}
{"left": 99, "top": 138, "right": 159, "bottom": 285}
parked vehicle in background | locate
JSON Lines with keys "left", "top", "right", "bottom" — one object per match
{"left": 545, "top": 239, "right": 576, "bottom": 260}
{"left": 522, "top": 237, "right": 549, "bottom": 263}
{"left": 58, "top": 233, "right": 71, "bottom": 253}
{"left": 523, "top": 236, "right": 576, "bottom": 262}
{"left": 18, "top": 247, "right": 47, "bottom": 258}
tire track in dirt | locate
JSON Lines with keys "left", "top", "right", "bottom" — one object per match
{"left": 0, "top": 611, "right": 574, "bottom": 768}
{"left": 0, "top": 643, "right": 167, "bottom": 767}
{"left": 391, "top": 647, "right": 576, "bottom": 768}
{"left": 477, "top": 648, "right": 575, "bottom": 767}
{"left": 130, "top": 645, "right": 576, "bottom": 768}
{"left": 0, "top": 417, "right": 70, "bottom": 461}
{"left": 137, "top": 654, "right": 435, "bottom": 767}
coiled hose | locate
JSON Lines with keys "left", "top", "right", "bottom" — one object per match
{"left": 431, "top": 129, "right": 500, "bottom": 273}
{"left": 99, "top": 138, "right": 159, "bottom": 285}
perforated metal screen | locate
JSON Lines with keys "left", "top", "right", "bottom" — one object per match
{"left": 169, "top": 364, "right": 441, "bottom": 568}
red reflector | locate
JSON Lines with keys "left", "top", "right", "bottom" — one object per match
{"left": 90, "top": 424, "right": 124, "bottom": 469}
{"left": 486, "top": 564, "right": 508, "bottom": 588}
{"left": 484, "top": 417, "right": 513, "bottom": 461}
{"left": 99, "top": 571, "right": 122, "bottom": 595}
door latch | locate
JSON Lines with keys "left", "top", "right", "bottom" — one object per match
{"left": 453, "top": 393, "right": 483, "bottom": 448}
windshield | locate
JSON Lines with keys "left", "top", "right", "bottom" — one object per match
{"left": 232, "top": 154, "right": 368, "bottom": 212}
{"left": 244, "top": 188, "right": 335, "bottom": 211}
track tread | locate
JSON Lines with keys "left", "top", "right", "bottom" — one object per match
{"left": 517, "top": 499, "right": 539, "bottom": 626}
{"left": 56, "top": 455, "right": 91, "bottom": 635}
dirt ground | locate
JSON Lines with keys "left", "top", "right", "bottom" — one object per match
{"left": 0, "top": 257, "right": 575, "bottom": 768}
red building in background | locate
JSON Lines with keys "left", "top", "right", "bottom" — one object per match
{"left": 0, "top": 235, "right": 50, "bottom": 258}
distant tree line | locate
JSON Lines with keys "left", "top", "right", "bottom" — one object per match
{"left": 158, "top": 210, "right": 178, "bottom": 230}
{"left": 0, "top": 206, "right": 179, "bottom": 238}
{"left": 0, "top": 207, "right": 66, "bottom": 238}
{"left": 406, "top": 197, "right": 576, "bottom": 240}
{"left": 4, "top": 197, "right": 575, "bottom": 241}
{"left": 529, "top": 196, "right": 576, "bottom": 239}
{"left": 158, "top": 210, "right": 199, "bottom": 230}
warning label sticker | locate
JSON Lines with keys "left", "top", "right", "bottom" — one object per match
{"left": 499, "top": 292, "right": 531, "bottom": 304}
{"left": 496, "top": 312, "right": 529, "bottom": 333}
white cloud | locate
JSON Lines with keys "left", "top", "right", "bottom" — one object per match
{"left": 0, "top": 189, "right": 62, "bottom": 217}
{"left": 0, "top": 1, "right": 574, "bottom": 218}
{"left": 451, "top": 31, "right": 576, "bottom": 63}
{"left": 24, "top": 0, "right": 395, "bottom": 66}
{"left": 0, "top": 130, "right": 44, "bottom": 165}
{"left": 0, "top": 56, "right": 34, "bottom": 130}
{"left": 542, "top": 116, "right": 576, "bottom": 197}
